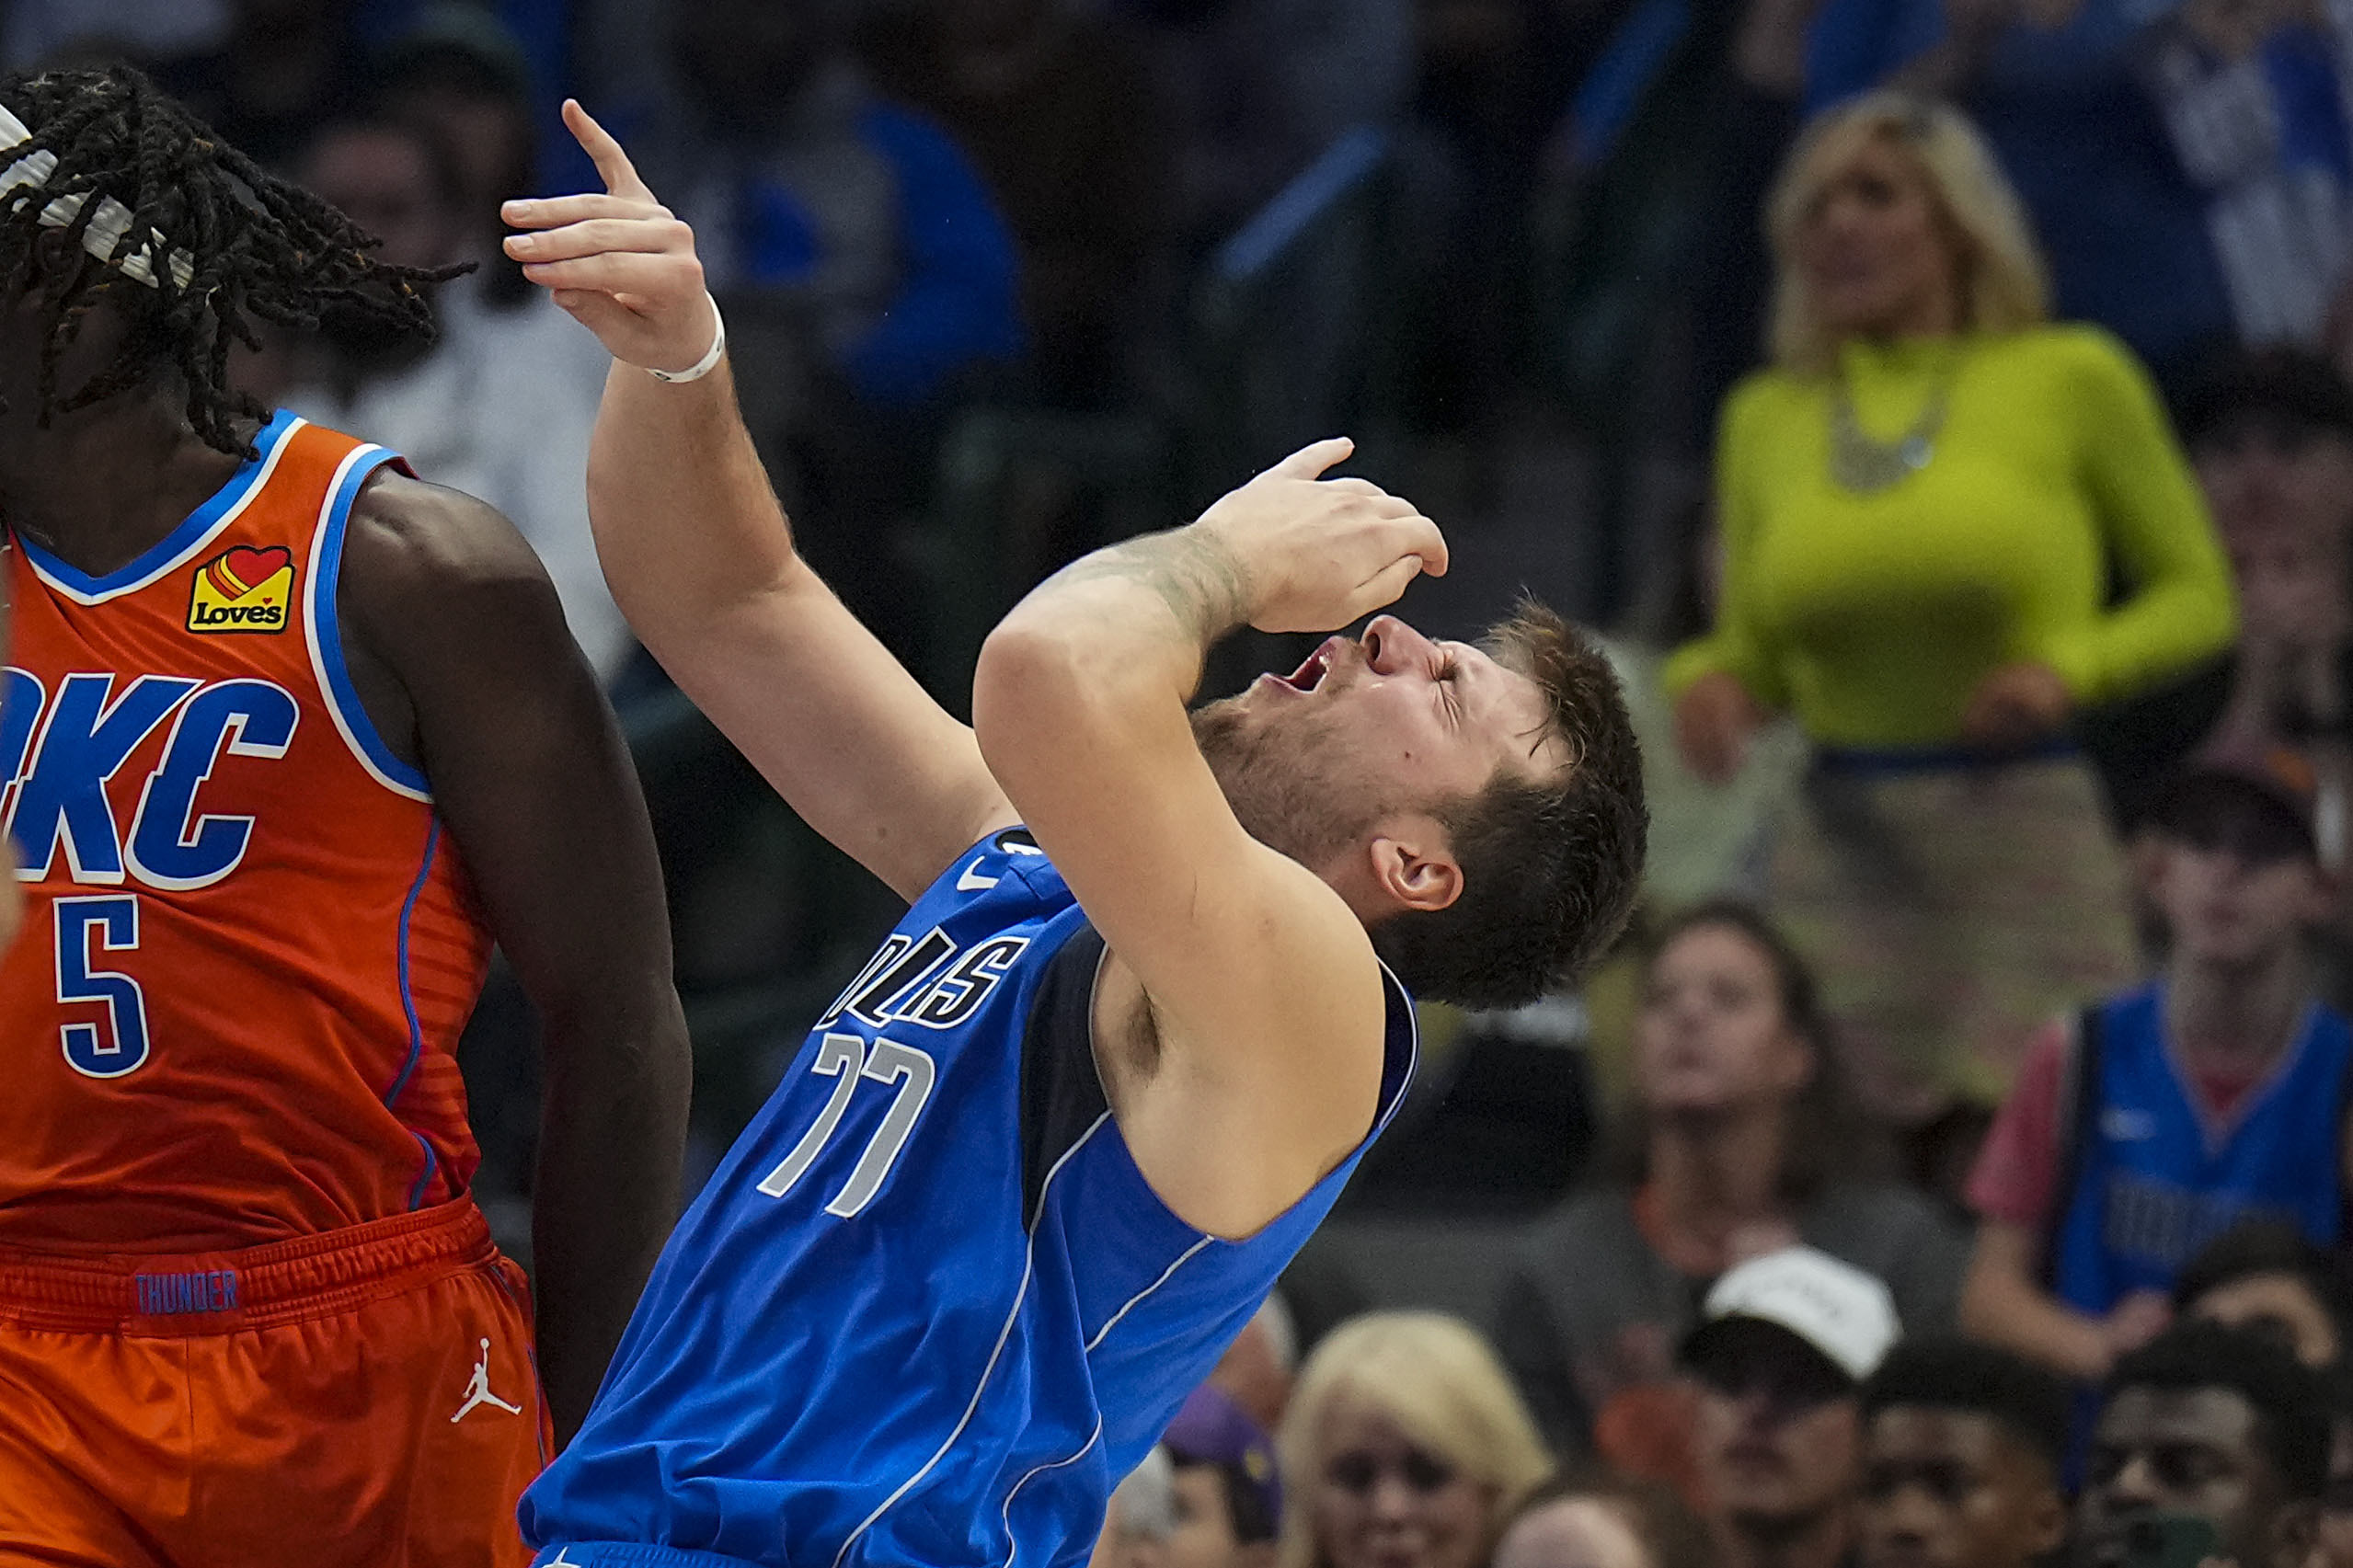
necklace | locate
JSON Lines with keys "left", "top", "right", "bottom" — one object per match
{"left": 1827, "top": 356, "right": 1956, "bottom": 494}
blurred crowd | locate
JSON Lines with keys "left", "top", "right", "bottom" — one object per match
{"left": 1094, "top": 1241, "right": 2353, "bottom": 1568}
{"left": 22, "top": 0, "right": 2353, "bottom": 1560}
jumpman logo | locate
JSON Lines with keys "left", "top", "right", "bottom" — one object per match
{"left": 450, "top": 1337, "right": 524, "bottom": 1423}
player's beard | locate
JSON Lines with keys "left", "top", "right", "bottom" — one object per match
{"left": 1190, "top": 694, "right": 1383, "bottom": 869}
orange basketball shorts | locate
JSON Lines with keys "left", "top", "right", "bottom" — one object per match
{"left": 0, "top": 1198, "right": 549, "bottom": 1567}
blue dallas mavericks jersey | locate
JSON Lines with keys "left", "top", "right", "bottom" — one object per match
{"left": 2051, "top": 981, "right": 2353, "bottom": 1316}
{"left": 522, "top": 828, "right": 1418, "bottom": 1568}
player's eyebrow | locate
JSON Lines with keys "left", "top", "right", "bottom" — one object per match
{"left": 1454, "top": 644, "right": 1555, "bottom": 761}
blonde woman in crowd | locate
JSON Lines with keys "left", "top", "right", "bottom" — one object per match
{"left": 1668, "top": 93, "right": 2235, "bottom": 1141}
{"left": 1279, "top": 1312, "right": 1552, "bottom": 1568}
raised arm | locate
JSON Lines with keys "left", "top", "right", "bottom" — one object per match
{"left": 502, "top": 102, "right": 1014, "bottom": 901}
{"left": 972, "top": 443, "right": 1445, "bottom": 1237}
{"left": 341, "top": 473, "right": 690, "bottom": 1447}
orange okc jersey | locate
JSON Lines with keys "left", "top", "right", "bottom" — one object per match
{"left": 0, "top": 412, "right": 492, "bottom": 1251}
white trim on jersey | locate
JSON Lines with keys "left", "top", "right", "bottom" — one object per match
{"left": 999, "top": 1415, "right": 1105, "bottom": 1568}
{"left": 18, "top": 416, "right": 304, "bottom": 606}
{"left": 1083, "top": 1236, "right": 1214, "bottom": 1355}
{"left": 301, "top": 442, "right": 432, "bottom": 804}
{"left": 829, "top": 1109, "right": 1117, "bottom": 1568}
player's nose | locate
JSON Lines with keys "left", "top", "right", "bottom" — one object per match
{"left": 1360, "top": 615, "right": 1430, "bottom": 676}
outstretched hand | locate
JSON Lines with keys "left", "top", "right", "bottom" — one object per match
{"left": 501, "top": 100, "right": 718, "bottom": 376}
{"left": 1194, "top": 438, "right": 1448, "bottom": 635}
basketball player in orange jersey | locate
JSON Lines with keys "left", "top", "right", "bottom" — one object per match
{"left": 0, "top": 67, "right": 691, "bottom": 1565}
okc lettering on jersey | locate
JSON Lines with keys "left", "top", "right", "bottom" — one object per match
{"left": 0, "top": 668, "right": 298, "bottom": 888}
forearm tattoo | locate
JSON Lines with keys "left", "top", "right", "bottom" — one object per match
{"left": 1045, "top": 526, "right": 1254, "bottom": 648}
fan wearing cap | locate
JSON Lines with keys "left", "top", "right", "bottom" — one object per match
{"left": 1684, "top": 1247, "right": 1902, "bottom": 1568}
{"left": 1160, "top": 1384, "right": 1285, "bottom": 1568}
{"left": 1960, "top": 744, "right": 2353, "bottom": 1384}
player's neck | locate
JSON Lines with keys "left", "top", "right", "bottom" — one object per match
{"left": 2167, "top": 941, "right": 2314, "bottom": 1066}
{"left": 0, "top": 384, "right": 246, "bottom": 576}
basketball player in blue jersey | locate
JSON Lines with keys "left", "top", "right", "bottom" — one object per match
{"left": 501, "top": 102, "right": 1648, "bottom": 1568}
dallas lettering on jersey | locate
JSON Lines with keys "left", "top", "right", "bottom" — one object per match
{"left": 818, "top": 926, "right": 1032, "bottom": 1033}
{"left": 2099, "top": 1172, "right": 2308, "bottom": 1274}
{"left": 1, "top": 669, "right": 298, "bottom": 889}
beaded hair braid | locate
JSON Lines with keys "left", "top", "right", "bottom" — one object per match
{"left": 0, "top": 64, "right": 465, "bottom": 457}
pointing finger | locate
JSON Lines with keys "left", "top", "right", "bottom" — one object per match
{"left": 564, "top": 98, "right": 657, "bottom": 203}
{"left": 1268, "top": 437, "right": 1354, "bottom": 481}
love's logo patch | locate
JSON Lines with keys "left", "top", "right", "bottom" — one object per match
{"left": 188, "top": 544, "right": 294, "bottom": 634}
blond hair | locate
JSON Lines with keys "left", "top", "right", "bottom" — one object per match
{"left": 1277, "top": 1312, "right": 1554, "bottom": 1568}
{"left": 1763, "top": 91, "right": 2049, "bottom": 372}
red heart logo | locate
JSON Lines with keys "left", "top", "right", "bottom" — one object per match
{"left": 214, "top": 544, "right": 292, "bottom": 598}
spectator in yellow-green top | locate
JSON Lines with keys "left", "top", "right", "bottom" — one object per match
{"left": 1667, "top": 92, "right": 2236, "bottom": 1147}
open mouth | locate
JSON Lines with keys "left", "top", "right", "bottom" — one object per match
{"left": 1273, "top": 642, "right": 1337, "bottom": 693}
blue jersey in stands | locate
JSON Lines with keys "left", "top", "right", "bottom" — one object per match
{"left": 2051, "top": 980, "right": 2353, "bottom": 1317}
{"left": 521, "top": 827, "right": 1418, "bottom": 1568}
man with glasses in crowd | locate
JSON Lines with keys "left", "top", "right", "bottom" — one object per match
{"left": 1683, "top": 1247, "right": 1900, "bottom": 1568}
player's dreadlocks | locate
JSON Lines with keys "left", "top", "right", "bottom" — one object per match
{"left": 0, "top": 65, "right": 465, "bottom": 457}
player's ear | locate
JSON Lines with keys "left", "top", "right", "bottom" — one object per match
{"left": 27, "top": 225, "right": 89, "bottom": 288}
{"left": 1366, "top": 815, "right": 1463, "bottom": 916}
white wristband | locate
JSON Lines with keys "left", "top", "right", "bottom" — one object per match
{"left": 646, "top": 293, "right": 727, "bottom": 383}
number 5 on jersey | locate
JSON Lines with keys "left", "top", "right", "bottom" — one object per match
{"left": 52, "top": 894, "right": 153, "bottom": 1078}
{"left": 757, "top": 1033, "right": 936, "bottom": 1218}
